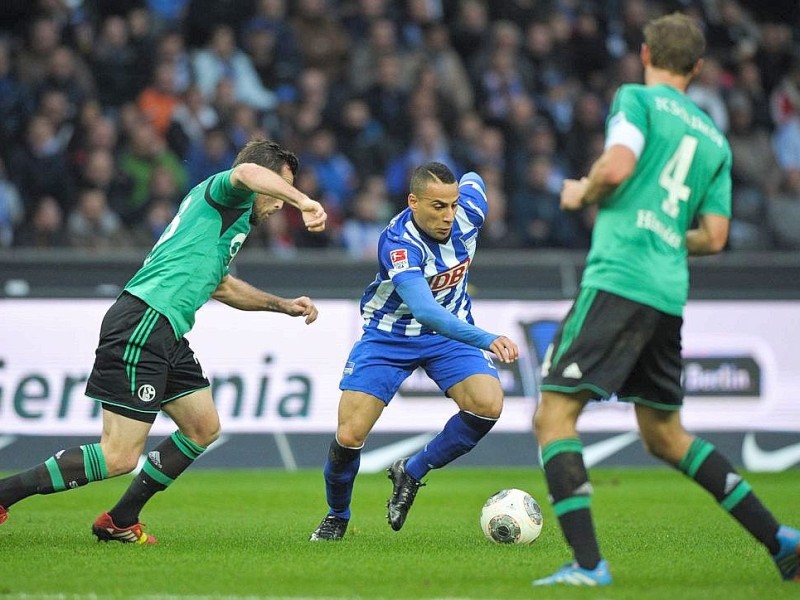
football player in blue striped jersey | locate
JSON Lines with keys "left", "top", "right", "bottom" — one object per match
{"left": 310, "top": 161, "right": 519, "bottom": 541}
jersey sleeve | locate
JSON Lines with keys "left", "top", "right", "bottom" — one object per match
{"left": 458, "top": 172, "right": 488, "bottom": 228}
{"left": 207, "top": 169, "right": 255, "bottom": 208}
{"left": 605, "top": 85, "right": 648, "bottom": 156}
{"left": 396, "top": 277, "right": 497, "bottom": 350}
{"left": 380, "top": 234, "right": 425, "bottom": 287}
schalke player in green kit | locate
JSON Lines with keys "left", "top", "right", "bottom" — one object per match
{"left": 0, "top": 140, "right": 327, "bottom": 544}
{"left": 531, "top": 13, "right": 800, "bottom": 586}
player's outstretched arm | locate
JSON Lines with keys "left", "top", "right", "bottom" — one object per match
{"left": 230, "top": 162, "right": 327, "bottom": 232}
{"left": 212, "top": 275, "right": 319, "bottom": 324}
{"left": 395, "top": 277, "right": 518, "bottom": 363}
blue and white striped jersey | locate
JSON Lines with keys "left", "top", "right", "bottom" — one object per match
{"left": 359, "top": 172, "right": 488, "bottom": 336}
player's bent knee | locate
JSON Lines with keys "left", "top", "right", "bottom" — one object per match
{"left": 104, "top": 451, "right": 141, "bottom": 476}
{"left": 335, "top": 430, "right": 367, "bottom": 449}
{"left": 458, "top": 390, "right": 503, "bottom": 419}
{"left": 475, "top": 399, "right": 502, "bottom": 420}
{"left": 178, "top": 416, "right": 221, "bottom": 448}
{"left": 192, "top": 424, "right": 221, "bottom": 448}
{"left": 639, "top": 432, "right": 682, "bottom": 464}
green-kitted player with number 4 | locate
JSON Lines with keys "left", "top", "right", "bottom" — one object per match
{"left": 532, "top": 12, "right": 800, "bottom": 587}
{"left": 0, "top": 140, "right": 326, "bottom": 544}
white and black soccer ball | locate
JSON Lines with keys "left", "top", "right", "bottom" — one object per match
{"left": 480, "top": 488, "right": 543, "bottom": 544}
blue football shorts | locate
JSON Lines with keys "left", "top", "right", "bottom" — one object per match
{"left": 340, "top": 327, "right": 499, "bottom": 404}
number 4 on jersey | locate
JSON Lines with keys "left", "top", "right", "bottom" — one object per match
{"left": 659, "top": 134, "right": 698, "bottom": 218}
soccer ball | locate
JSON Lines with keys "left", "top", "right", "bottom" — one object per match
{"left": 480, "top": 488, "right": 543, "bottom": 544}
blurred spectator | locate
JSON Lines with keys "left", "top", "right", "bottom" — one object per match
{"left": 687, "top": 55, "right": 731, "bottom": 133}
{"left": 38, "top": 45, "right": 95, "bottom": 114}
{"left": 132, "top": 198, "right": 176, "bottom": 247}
{"left": 137, "top": 61, "right": 182, "bottom": 137}
{"left": 363, "top": 54, "right": 411, "bottom": 143}
{"left": 385, "top": 115, "right": 461, "bottom": 203}
{"left": 155, "top": 29, "right": 194, "bottom": 95}
{"left": 242, "top": 11, "right": 303, "bottom": 91}
{"left": 476, "top": 164, "right": 518, "bottom": 249}
{"left": 335, "top": 95, "right": 392, "bottom": 177}
{"left": 0, "top": 38, "right": 34, "bottom": 155}
{"left": 118, "top": 121, "right": 187, "bottom": 224}
{"left": 476, "top": 46, "right": 532, "bottom": 127}
{"left": 192, "top": 24, "right": 277, "bottom": 112}
{"left": 15, "top": 195, "right": 69, "bottom": 248}
{"left": 606, "top": 0, "right": 650, "bottom": 59}
{"left": 186, "top": 127, "right": 236, "bottom": 186}
{"left": 399, "top": 0, "right": 443, "bottom": 49}
{"left": 727, "top": 92, "right": 782, "bottom": 248}
{"left": 755, "top": 22, "right": 795, "bottom": 95}
{"left": 563, "top": 91, "right": 607, "bottom": 174}
{"left": 408, "top": 21, "right": 474, "bottom": 115}
{"left": 451, "top": 109, "right": 486, "bottom": 174}
{"left": 406, "top": 65, "right": 460, "bottom": 133}
{"left": 0, "top": 157, "right": 23, "bottom": 247}
{"left": 522, "top": 20, "right": 570, "bottom": 97}
{"left": 511, "top": 154, "right": 589, "bottom": 249}
{"left": 469, "top": 125, "right": 506, "bottom": 175}
{"left": 8, "top": 114, "right": 74, "bottom": 212}
{"left": 292, "top": 165, "right": 340, "bottom": 247}
{"left": 227, "top": 103, "right": 268, "bottom": 150}
{"left": 16, "top": 17, "right": 62, "bottom": 89}
{"left": 167, "top": 84, "right": 219, "bottom": 158}
{"left": 79, "top": 148, "right": 136, "bottom": 225}
{"left": 485, "top": 0, "right": 544, "bottom": 24}
{"left": 301, "top": 127, "right": 358, "bottom": 212}
{"left": 449, "top": 0, "right": 491, "bottom": 68}
{"left": 568, "top": 6, "right": 611, "bottom": 90}
{"left": 772, "top": 116, "right": 800, "bottom": 171}
{"left": 734, "top": 59, "right": 772, "bottom": 129}
{"left": 771, "top": 58, "right": 800, "bottom": 172}
{"left": 290, "top": 0, "right": 351, "bottom": 80}
{"left": 349, "top": 17, "right": 413, "bottom": 93}
{"left": 210, "top": 77, "right": 238, "bottom": 126}
{"left": 83, "top": 115, "right": 120, "bottom": 157}
{"left": 540, "top": 75, "right": 581, "bottom": 135}
{"left": 607, "top": 50, "right": 644, "bottom": 91}
{"left": 247, "top": 209, "right": 297, "bottom": 257}
{"left": 183, "top": 0, "right": 255, "bottom": 48}
{"left": 341, "top": 176, "right": 392, "bottom": 259}
{"left": 36, "top": 88, "right": 74, "bottom": 152}
{"left": 767, "top": 168, "right": 800, "bottom": 250}
{"left": 704, "top": 0, "right": 760, "bottom": 67}
{"left": 770, "top": 54, "right": 800, "bottom": 126}
{"left": 67, "top": 187, "right": 128, "bottom": 250}
{"left": 91, "top": 15, "right": 145, "bottom": 109}
{"left": 145, "top": 0, "right": 190, "bottom": 33}
{"left": 340, "top": 0, "right": 395, "bottom": 40}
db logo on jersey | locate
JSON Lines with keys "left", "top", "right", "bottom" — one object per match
{"left": 389, "top": 249, "right": 409, "bottom": 270}
{"left": 430, "top": 258, "right": 471, "bottom": 292}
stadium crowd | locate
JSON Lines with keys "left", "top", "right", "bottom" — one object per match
{"left": 0, "top": 0, "right": 799, "bottom": 256}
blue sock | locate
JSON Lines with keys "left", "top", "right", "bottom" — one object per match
{"left": 323, "top": 438, "right": 361, "bottom": 520}
{"left": 405, "top": 411, "right": 497, "bottom": 481}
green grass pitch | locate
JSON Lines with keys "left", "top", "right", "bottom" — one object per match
{"left": 0, "top": 466, "right": 797, "bottom": 599}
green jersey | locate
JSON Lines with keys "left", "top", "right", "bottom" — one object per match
{"left": 125, "top": 169, "right": 255, "bottom": 337}
{"left": 581, "top": 83, "right": 732, "bottom": 316}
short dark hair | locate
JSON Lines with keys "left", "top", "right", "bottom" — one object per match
{"left": 644, "top": 12, "right": 706, "bottom": 76}
{"left": 409, "top": 162, "right": 456, "bottom": 196}
{"left": 233, "top": 139, "right": 299, "bottom": 176}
